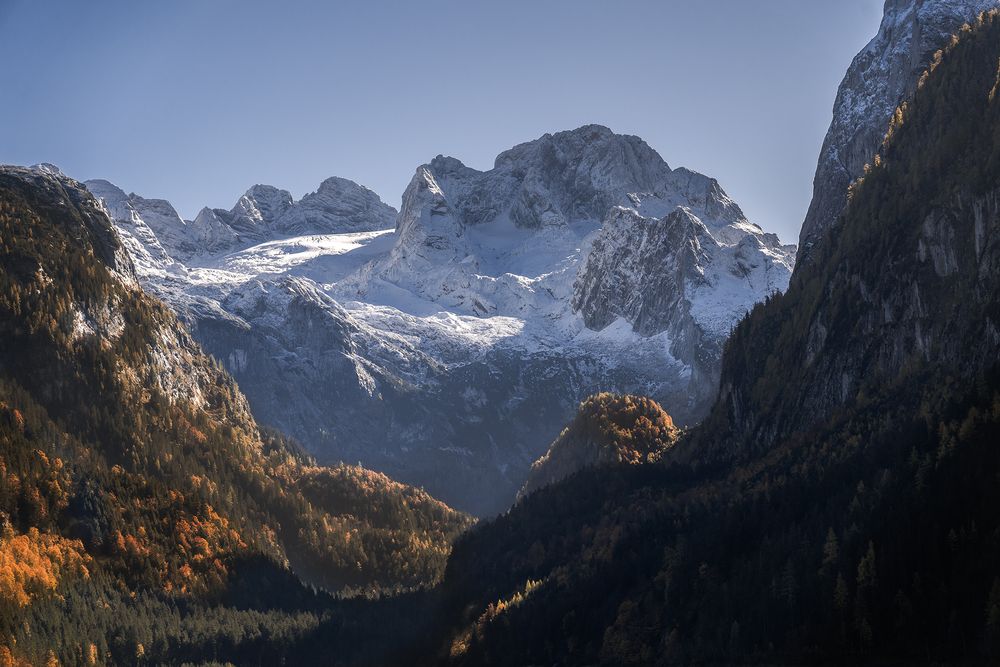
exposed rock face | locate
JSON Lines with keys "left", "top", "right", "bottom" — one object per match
{"left": 83, "top": 125, "right": 793, "bottom": 515}
{"left": 206, "top": 177, "right": 397, "bottom": 243}
{"left": 574, "top": 206, "right": 792, "bottom": 405}
{"left": 87, "top": 176, "right": 397, "bottom": 264}
{"left": 87, "top": 179, "right": 240, "bottom": 266}
{"left": 359, "top": 125, "right": 792, "bottom": 317}
{"left": 798, "top": 0, "right": 998, "bottom": 260}
{"left": 782, "top": 190, "right": 1000, "bottom": 436}
{"left": 692, "top": 12, "right": 1000, "bottom": 462}
{"left": 8, "top": 167, "right": 254, "bottom": 421}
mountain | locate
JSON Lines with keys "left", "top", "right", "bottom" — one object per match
{"left": 518, "top": 393, "right": 679, "bottom": 499}
{"left": 85, "top": 176, "right": 397, "bottom": 270}
{"left": 573, "top": 205, "right": 790, "bottom": 396}
{"left": 7, "top": 3, "right": 1000, "bottom": 665}
{"left": 394, "top": 9, "right": 1000, "bottom": 665}
{"left": 86, "top": 125, "right": 793, "bottom": 515}
{"left": 197, "top": 177, "right": 398, "bottom": 243}
{"left": 0, "top": 166, "right": 471, "bottom": 664}
{"left": 347, "top": 125, "right": 790, "bottom": 329}
{"left": 798, "top": 0, "right": 998, "bottom": 260}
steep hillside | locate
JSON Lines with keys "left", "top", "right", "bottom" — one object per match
{"left": 695, "top": 7, "right": 1000, "bottom": 463}
{"left": 404, "top": 11, "right": 1000, "bottom": 665}
{"left": 519, "top": 394, "right": 679, "bottom": 498}
{"left": 0, "top": 167, "right": 470, "bottom": 664}
{"left": 799, "top": 0, "right": 997, "bottom": 259}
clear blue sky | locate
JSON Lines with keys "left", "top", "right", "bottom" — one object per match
{"left": 0, "top": 0, "right": 884, "bottom": 244}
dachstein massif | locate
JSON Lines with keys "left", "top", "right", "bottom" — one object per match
{"left": 2, "top": 0, "right": 1000, "bottom": 664}
{"left": 83, "top": 124, "right": 793, "bottom": 516}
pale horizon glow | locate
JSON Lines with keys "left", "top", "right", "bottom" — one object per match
{"left": 0, "top": 0, "right": 885, "bottom": 244}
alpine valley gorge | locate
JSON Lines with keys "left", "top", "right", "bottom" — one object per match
{"left": 3, "top": 1, "right": 1000, "bottom": 665}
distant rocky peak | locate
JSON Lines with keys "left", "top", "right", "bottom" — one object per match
{"left": 428, "top": 155, "right": 474, "bottom": 177}
{"left": 395, "top": 166, "right": 460, "bottom": 243}
{"left": 128, "top": 193, "right": 187, "bottom": 227}
{"left": 404, "top": 125, "right": 764, "bottom": 240}
{"left": 620, "top": 167, "right": 752, "bottom": 240}
{"left": 30, "top": 162, "right": 65, "bottom": 177}
{"left": 84, "top": 179, "right": 185, "bottom": 228}
{"left": 315, "top": 175, "right": 374, "bottom": 197}
{"left": 663, "top": 168, "right": 744, "bottom": 222}
{"left": 401, "top": 125, "right": 680, "bottom": 234}
{"left": 85, "top": 172, "right": 395, "bottom": 270}
{"left": 369, "top": 125, "right": 794, "bottom": 325}
{"left": 193, "top": 206, "right": 223, "bottom": 226}
{"left": 84, "top": 178, "right": 204, "bottom": 267}
{"left": 495, "top": 125, "right": 674, "bottom": 217}
{"left": 495, "top": 124, "right": 671, "bottom": 179}
{"left": 85, "top": 178, "right": 126, "bottom": 198}
{"left": 233, "top": 184, "right": 294, "bottom": 226}
{"left": 85, "top": 179, "right": 135, "bottom": 222}
{"left": 294, "top": 176, "right": 398, "bottom": 233}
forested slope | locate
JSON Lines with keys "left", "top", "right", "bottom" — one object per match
{"left": 0, "top": 167, "right": 471, "bottom": 664}
{"left": 410, "top": 11, "right": 1000, "bottom": 665}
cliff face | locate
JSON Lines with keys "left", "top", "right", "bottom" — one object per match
{"left": 713, "top": 188, "right": 1000, "bottom": 458}
{"left": 573, "top": 206, "right": 791, "bottom": 408}
{"left": 5, "top": 167, "right": 247, "bottom": 418}
{"left": 798, "top": 0, "right": 998, "bottom": 261}
{"left": 696, "top": 9, "right": 1000, "bottom": 461}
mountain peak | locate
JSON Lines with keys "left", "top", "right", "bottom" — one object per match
{"left": 30, "top": 162, "right": 64, "bottom": 177}
{"left": 233, "top": 184, "right": 294, "bottom": 228}
{"left": 86, "top": 174, "right": 397, "bottom": 266}
{"left": 428, "top": 154, "right": 474, "bottom": 177}
{"left": 494, "top": 124, "right": 672, "bottom": 180}
{"left": 315, "top": 175, "right": 375, "bottom": 195}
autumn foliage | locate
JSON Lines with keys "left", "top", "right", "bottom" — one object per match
{"left": 0, "top": 168, "right": 471, "bottom": 663}
{"left": 0, "top": 527, "right": 90, "bottom": 608}
{"left": 520, "top": 393, "right": 680, "bottom": 497}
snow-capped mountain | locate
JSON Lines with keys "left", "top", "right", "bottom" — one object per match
{"left": 339, "top": 126, "right": 792, "bottom": 411}
{"left": 344, "top": 125, "right": 786, "bottom": 313}
{"left": 799, "top": 0, "right": 998, "bottom": 260}
{"left": 85, "top": 177, "right": 397, "bottom": 272}
{"left": 574, "top": 206, "right": 792, "bottom": 405}
{"left": 197, "top": 177, "right": 397, "bottom": 244}
{"left": 85, "top": 125, "right": 794, "bottom": 515}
